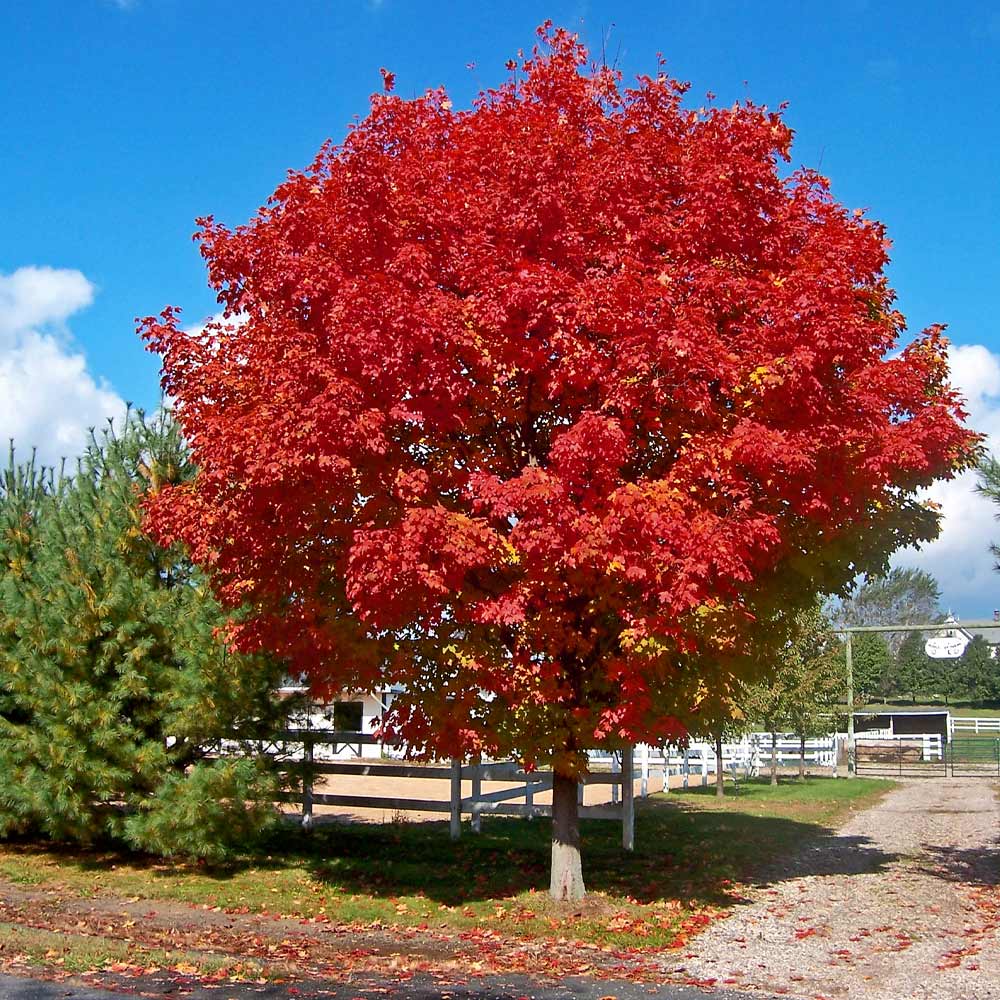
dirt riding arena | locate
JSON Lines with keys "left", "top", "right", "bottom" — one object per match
{"left": 282, "top": 769, "right": 666, "bottom": 825}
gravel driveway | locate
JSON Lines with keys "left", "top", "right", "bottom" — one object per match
{"left": 657, "top": 778, "right": 1000, "bottom": 999}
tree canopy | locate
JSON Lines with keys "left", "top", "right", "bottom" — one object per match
{"left": 141, "top": 26, "right": 978, "bottom": 897}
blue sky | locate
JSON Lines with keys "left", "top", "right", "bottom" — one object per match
{"left": 1, "top": 1, "right": 999, "bottom": 614}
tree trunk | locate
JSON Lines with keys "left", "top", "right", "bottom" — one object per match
{"left": 550, "top": 772, "right": 585, "bottom": 902}
{"left": 715, "top": 732, "right": 725, "bottom": 798}
{"left": 798, "top": 733, "right": 806, "bottom": 781}
{"left": 770, "top": 730, "right": 778, "bottom": 786}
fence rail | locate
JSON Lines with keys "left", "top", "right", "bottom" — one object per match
{"left": 949, "top": 737, "right": 1000, "bottom": 777}
{"left": 952, "top": 717, "right": 1000, "bottom": 735}
{"left": 237, "top": 730, "right": 645, "bottom": 848}
{"left": 593, "top": 733, "right": 837, "bottom": 787}
{"left": 213, "top": 728, "right": 847, "bottom": 851}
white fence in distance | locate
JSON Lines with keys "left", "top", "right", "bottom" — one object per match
{"left": 592, "top": 732, "right": 838, "bottom": 789}
{"left": 952, "top": 716, "right": 1000, "bottom": 735}
{"left": 214, "top": 730, "right": 843, "bottom": 849}
{"left": 233, "top": 730, "right": 643, "bottom": 847}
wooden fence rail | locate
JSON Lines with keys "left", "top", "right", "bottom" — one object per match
{"left": 952, "top": 716, "right": 1000, "bottom": 735}
{"left": 215, "top": 729, "right": 843, "bottom": 850}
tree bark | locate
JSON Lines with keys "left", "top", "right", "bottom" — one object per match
{"left": 715, "top": 731, "right": 725, "bottom": 798}
{"left": 550, "top": 771, "right": 585, "bottom": 902}
{"left": 770, "top": 730, "right": 778, "bottom": 786}
{"left": 798, "top": 733, "right": 806, "bottom": 781}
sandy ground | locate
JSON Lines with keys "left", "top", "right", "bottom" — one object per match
{"left": 657, "top": 778, "right": 1000, "bottom": 999}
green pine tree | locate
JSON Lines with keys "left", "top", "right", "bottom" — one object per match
{"left": 955, "top": 636, "right": 997, "bottom": 705}
{"left": 849, "top": 632, "right": 893, "bottom": 705}
{"left": 0, "top": 411, "right": 294, "bottom": 859}
{"left": 894, "top": 631, "right": 932, "bottom": 703}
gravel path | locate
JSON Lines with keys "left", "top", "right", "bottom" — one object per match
{"left": 658, "top": 779, "right": 1000, "bottom": 999}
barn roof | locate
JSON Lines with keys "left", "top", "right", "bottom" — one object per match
{"left": 955, "top": 619, "right": 1000, "bottom": 643}
{"left": 853, "top": 709, "right": 950, "bottom": 717}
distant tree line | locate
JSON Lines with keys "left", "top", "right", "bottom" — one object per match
{"left": 850, "top": 630, "right": 999, "bottom": 705}
{"left": 831, "top": 568, "right": 1000, "bottom": 705}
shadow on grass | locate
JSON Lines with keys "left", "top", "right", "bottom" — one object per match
{"left": 245, "top": 778, "right": 898, "bottom": 908}
{"left": 0, "top": 777, "right": 897, "bottom": 914}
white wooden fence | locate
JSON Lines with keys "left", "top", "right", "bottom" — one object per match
{"left": 231, "top": 730, "right": 646, "bottom": 848}
{"left": 591, "top": 733, "right": 838, "bottom": 788}
{"left": 213, "top": 729, "right": 845, "bottom": 852}
{"left": 952, "top": 716, "right": 1000, "bottom": 735}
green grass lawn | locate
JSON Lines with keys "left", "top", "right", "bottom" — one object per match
{"left": 0, "top": 776, "right": 892, "bottom": 952}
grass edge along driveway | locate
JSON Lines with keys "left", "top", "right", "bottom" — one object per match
{"left": 0, "top": 776, "right": 891, "bottom": 965}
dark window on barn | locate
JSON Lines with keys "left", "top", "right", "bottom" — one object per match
{"left": 332, "top": 701, "right": 364, "bottom": 732}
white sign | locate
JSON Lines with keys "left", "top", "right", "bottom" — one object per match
{"left": 924, "top": 635, "right": 967, "bottom": 659}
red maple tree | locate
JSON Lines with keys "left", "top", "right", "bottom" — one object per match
{"left": 141, "top": 25, "right": 977, "bottom": 899}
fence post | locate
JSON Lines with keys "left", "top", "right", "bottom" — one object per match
{"left": 611, "top": 752, "right": 620, "bottom": 805}
{"left": 450, "top": 758, "right": 462, "bottom": 841}
{"left": 682, "top": 747, "right": 690, "bottom": 789}
{"left": 471, "top": 755, "right": 482, "bottom": 834}
{"left": 844, "top": 630, "right": 855, "bottom": 775}
{"left": 641, "top": 743, "right": 650, "bottom": 798}
{"left": 622, "top": 744, "right": 635, "bottom": 851}
{"left": 302, "top": 734, "right": 314, "bottom": 831}
{"left": 701, "top": 746, "right": 708, "bottom": 787}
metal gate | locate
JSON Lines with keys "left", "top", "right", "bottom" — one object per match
{"left": 854, "top": 736, "right": 947, "bottom": 777}
{"left": 949, "top": 737, "right": 1000, "bottom": 777}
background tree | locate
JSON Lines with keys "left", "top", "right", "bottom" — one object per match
{"left": 783, "top": 607, "right": 844, "bottom": 780}
{"left": 893, "top": 631, "right": 933, "bottom": 703}
{"left": 693, "top": 689, "right": 751, "bottom": 798}
{"left": 954, "top": 636, "right": 998, "bottom": 705}
{"left": 141, "top": 27, "right": 978, "bottom": 899}
{"left": 976, "top": 455, "right": 1000, "bottom": 570}
{"left": 0, "top": 413, "right": 292, "bottom": 859}
{"left": 848, "top": 632, "right": 893, "bottom": 705}
{"left": 744, "top": 604, "right": 843, "bottom": 783}
{"left": 830, "top": 568, "right": 943, "bottom": 657}
{"left": 742, "top": 678, "right": 791, "bottom": 787}
{"left": 0, "top": 450, "right": 53, "bottom": 735}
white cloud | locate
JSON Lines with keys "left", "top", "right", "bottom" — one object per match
{"left": 0, "top": 267, "right": 125, "bottom": 468}
{"left": 894, "top": 342, "right": 1000, "bottom": 618}
{"left": 0, "top": 266, "right": 95, "bottom": 345}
